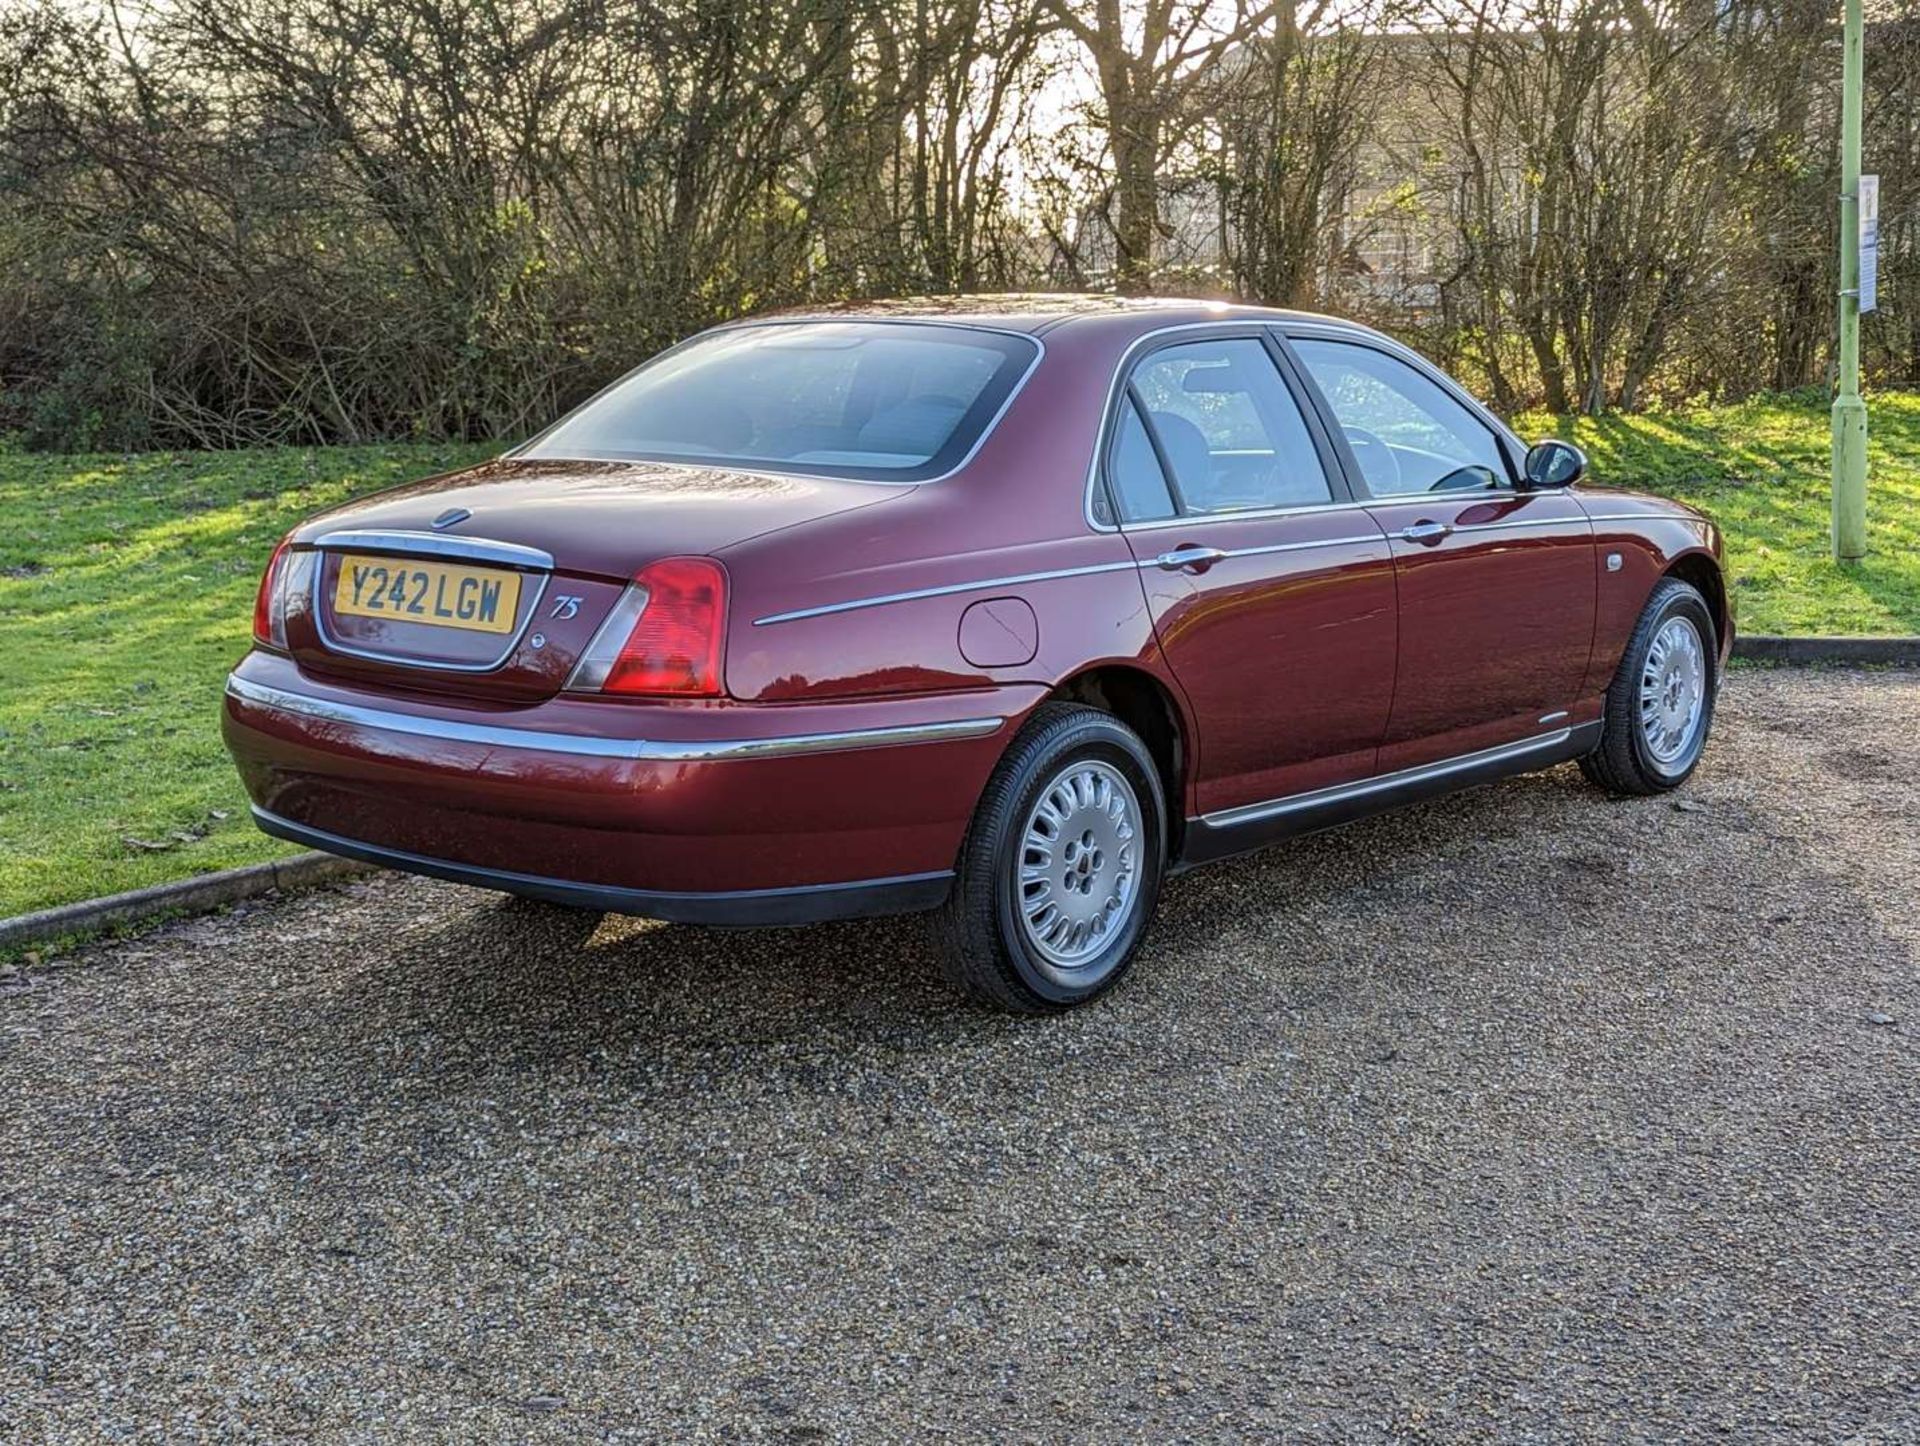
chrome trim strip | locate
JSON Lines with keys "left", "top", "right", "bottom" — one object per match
{"left": 1143, "top": 532, "right": 1385, "bottom": 567}
{"left": 311, "top": 529, "right": 556, "bottom": 571}
{"left": 1582, "top": 512, "right": 1706, "bottom": 525}
{"left": 754, "top": 531, "right": 1387, "bottom": 629}
{"left": 225, "top": 676, "right": 1003, "bottom": 762}
{"left": 751, "top": 508, "right": 1577, "bottom": 631}
{"left": 1444, "top": 514, "right": 1585, "bottom": 536}
{"left": 1538, "top": 710, "right": 1570, "bottom": 724}
{"left": 752, "top": 559, "right": 1140, "bottom": 627}
{"left": 1200, "top": 727, "right": 1576, "bottom": 830}
{"left": 1114, "top": 497, "right": 1380, "bottom": 533}
{"left": 1112, "top": 494, "right": 1586, "bottom": 539}
{"left": 637, "top": 717, "right": 1006, "bottom": 762}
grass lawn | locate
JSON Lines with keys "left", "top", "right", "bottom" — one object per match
{"left": 1518, "top": 388, "right": 1920, "bottom": 636}
{"left": 1, "top": 390, "right": 1916, "bottom": 922}
{"left": 0, "top": 442, "right": 495, "bottom": 920}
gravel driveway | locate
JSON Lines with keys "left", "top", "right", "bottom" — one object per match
{"left": 4, "top": 668, "right": 1917, "bottom": 1442}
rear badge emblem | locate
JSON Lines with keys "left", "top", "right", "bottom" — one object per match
{"left": 431, "top": 507, "right": 471, "bottom": 531}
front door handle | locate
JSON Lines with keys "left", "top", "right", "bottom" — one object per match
{"left": 1155, "top": 545, "right": 1230, "bottom": 572}
{"left": 1400, "top": 520, "right": 1453, "bottom": 545}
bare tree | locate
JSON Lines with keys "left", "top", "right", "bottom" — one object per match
{"left": 1, "top": 0, "right": 1914, "bottom": 447}
{"left": 1415, "top": 0, "right": 1786, "bottom": 412}
{"left": 1041, "top": 0, "right": 1282, "bottom": 292}
{"left": 1212, "top": 10, "right": 1388, "bottom": 307}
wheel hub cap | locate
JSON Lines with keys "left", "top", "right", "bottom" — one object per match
{"left": 1017, "top": 761, "right": 1141, "bottom": 969}
{"left": 1639, "top": 615, "right": 1706, "bottom": 767}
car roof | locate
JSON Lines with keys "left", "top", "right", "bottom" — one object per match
{"left": 744, "top": 293, "right": 1363, "bottom": 338}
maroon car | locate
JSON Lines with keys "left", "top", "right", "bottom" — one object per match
{"left": 225, "top": 297, "right": 1728, "bottom": 1011}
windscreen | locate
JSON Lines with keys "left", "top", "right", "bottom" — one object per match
{"left": 519, "top": 322, "right": 1038, "bottom": 482}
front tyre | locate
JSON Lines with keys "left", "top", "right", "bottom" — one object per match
{"left": 934, "top": 703, "right": 1166, "bottom": 1013}
{"left": 1580, "top": 577, "right": 1719, "bottom": 795}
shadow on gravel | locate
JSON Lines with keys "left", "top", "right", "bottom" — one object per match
{"left": 8, "top": 677, "right": 1920, "bottom": 1439}
{"left": 317, "top": 750, "right": 1850, "bottom": 1095}
{"left": 338, "top": 766, "right": 1600, "bottom": 1067}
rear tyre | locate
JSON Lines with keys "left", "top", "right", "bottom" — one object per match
{"left": 1580, "top": 577, "right": 1718, "bottom": 795}
{"left": 933, "top": 703, "right": 1166, "bottom": 1014}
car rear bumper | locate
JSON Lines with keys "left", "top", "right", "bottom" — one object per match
{"left": 249, "top": 806, "right": 955, "bottom": 924}
{"left": 223, "top": 652, "right": 1040, "bottom": 922}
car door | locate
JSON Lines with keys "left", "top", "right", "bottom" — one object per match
{"left": 1100, "top": 330, "right": 1398, "bottom": 817}
{"left": 1286, "top": 330, "right": 1596, "bottom": 772}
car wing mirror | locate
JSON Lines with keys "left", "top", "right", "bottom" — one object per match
{"left": 1523, "top": 439, "right": 1587, "bottom": 490}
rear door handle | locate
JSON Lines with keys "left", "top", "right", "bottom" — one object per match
{"left": 1155, "top": 545, "right": 1230, "bottom": 572}
{"left": 1400, "top": 520, "right": 1453, "bottom": 545}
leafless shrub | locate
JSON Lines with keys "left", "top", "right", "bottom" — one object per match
{"left": 0, "top": 0, "right": 1913, "bottom": 445}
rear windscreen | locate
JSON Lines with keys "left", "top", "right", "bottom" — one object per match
{"left": 518, "top": 322, "right": 1038, "bottom": 482}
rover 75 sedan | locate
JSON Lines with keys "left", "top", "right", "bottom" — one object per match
{"left": 223, "top": 297, "right": 1729, "bottom": 1012}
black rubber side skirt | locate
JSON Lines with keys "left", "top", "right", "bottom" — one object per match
{"left": 1179, "top": 721, "right": 1604, "bottom": 868}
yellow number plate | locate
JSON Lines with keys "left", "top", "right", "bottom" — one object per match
{"left": 332, "top": 554, "right": 523, "bottom": 635}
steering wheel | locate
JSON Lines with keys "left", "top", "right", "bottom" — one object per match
{"left": 1341, "top": 426, "right": 1401, "bottom": 493}
{"left": 1428, "top": 465, "right": 1495, "bottom": 493}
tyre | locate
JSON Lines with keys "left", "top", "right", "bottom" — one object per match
{"left": 1580, "top": 576, "right": 1719, "bottom": 795}
{"left": 933, "top": 703, "right": 1167, "bottom": 1013}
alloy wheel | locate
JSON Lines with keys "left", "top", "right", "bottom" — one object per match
{"left": 1639, "top": 614, "right": 1707, "bottom": 771}
{"left": 1014, "top": 759, "right": 1142, "bottom": 974}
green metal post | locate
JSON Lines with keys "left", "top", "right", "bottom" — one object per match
{"left": 1831, "top": 0, "right": 1868, "bottom": 562}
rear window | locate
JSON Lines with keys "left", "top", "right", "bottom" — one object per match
{"left": 519, "top": 322, "right": 1038, "bottom": 482}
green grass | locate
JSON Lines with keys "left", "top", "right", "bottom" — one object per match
{"left": 0, "top": 442, "right": 495, "bottom": 919}
{"left": 1, "top": 389, "right": 1917, "bottom": 921}
{"left": 1517, "top": 389, "right": 1920, "bottom": 636}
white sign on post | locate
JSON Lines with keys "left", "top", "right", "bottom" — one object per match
{"left": 1860, "top": 173, "right": 1879, "bottom": 314}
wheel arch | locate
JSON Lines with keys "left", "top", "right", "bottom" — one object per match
{"left": 1663, "top": 549, "right": 1731, "bottom": 659}
{"left": 1045, "top": 663, "right": 1192, "bottom": 859}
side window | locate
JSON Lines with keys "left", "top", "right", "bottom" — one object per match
{"left": 1107, "top": 396, "right": 1177, "bottom": 522}
{"left": 1118, "top": 338, "right": 1334, "bottom": 517}
{"left": 1291, "top": 338, "right": 1509, "bottom": 496}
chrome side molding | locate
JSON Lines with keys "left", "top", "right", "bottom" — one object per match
{"left": 1582, "top": 512, "right": 1708, "bottom": 525}
{"left": 225, "top": 676, "right": 1004, "bottom": 762}
{"left": 754, "top": 506, "right": 1601, "bottom": 631}
{"left": 1201, "top": 726, "right": 1578, "bottom": 831}
{"left": 752, "top": 560, "right": 1142, "bottom": 626}
{"left": 753, "top": 531, "right": 1390, "bottom": 626}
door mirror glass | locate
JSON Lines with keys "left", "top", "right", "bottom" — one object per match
{"left": 1524, "top": 439, "right": 1586, "bottom": 489}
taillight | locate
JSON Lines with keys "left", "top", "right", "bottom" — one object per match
{"left": 568, "top": 556, "right": 727, "bottom": 698}
{"left": 252, "top": 535, "right": 293, "bottom": 649}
